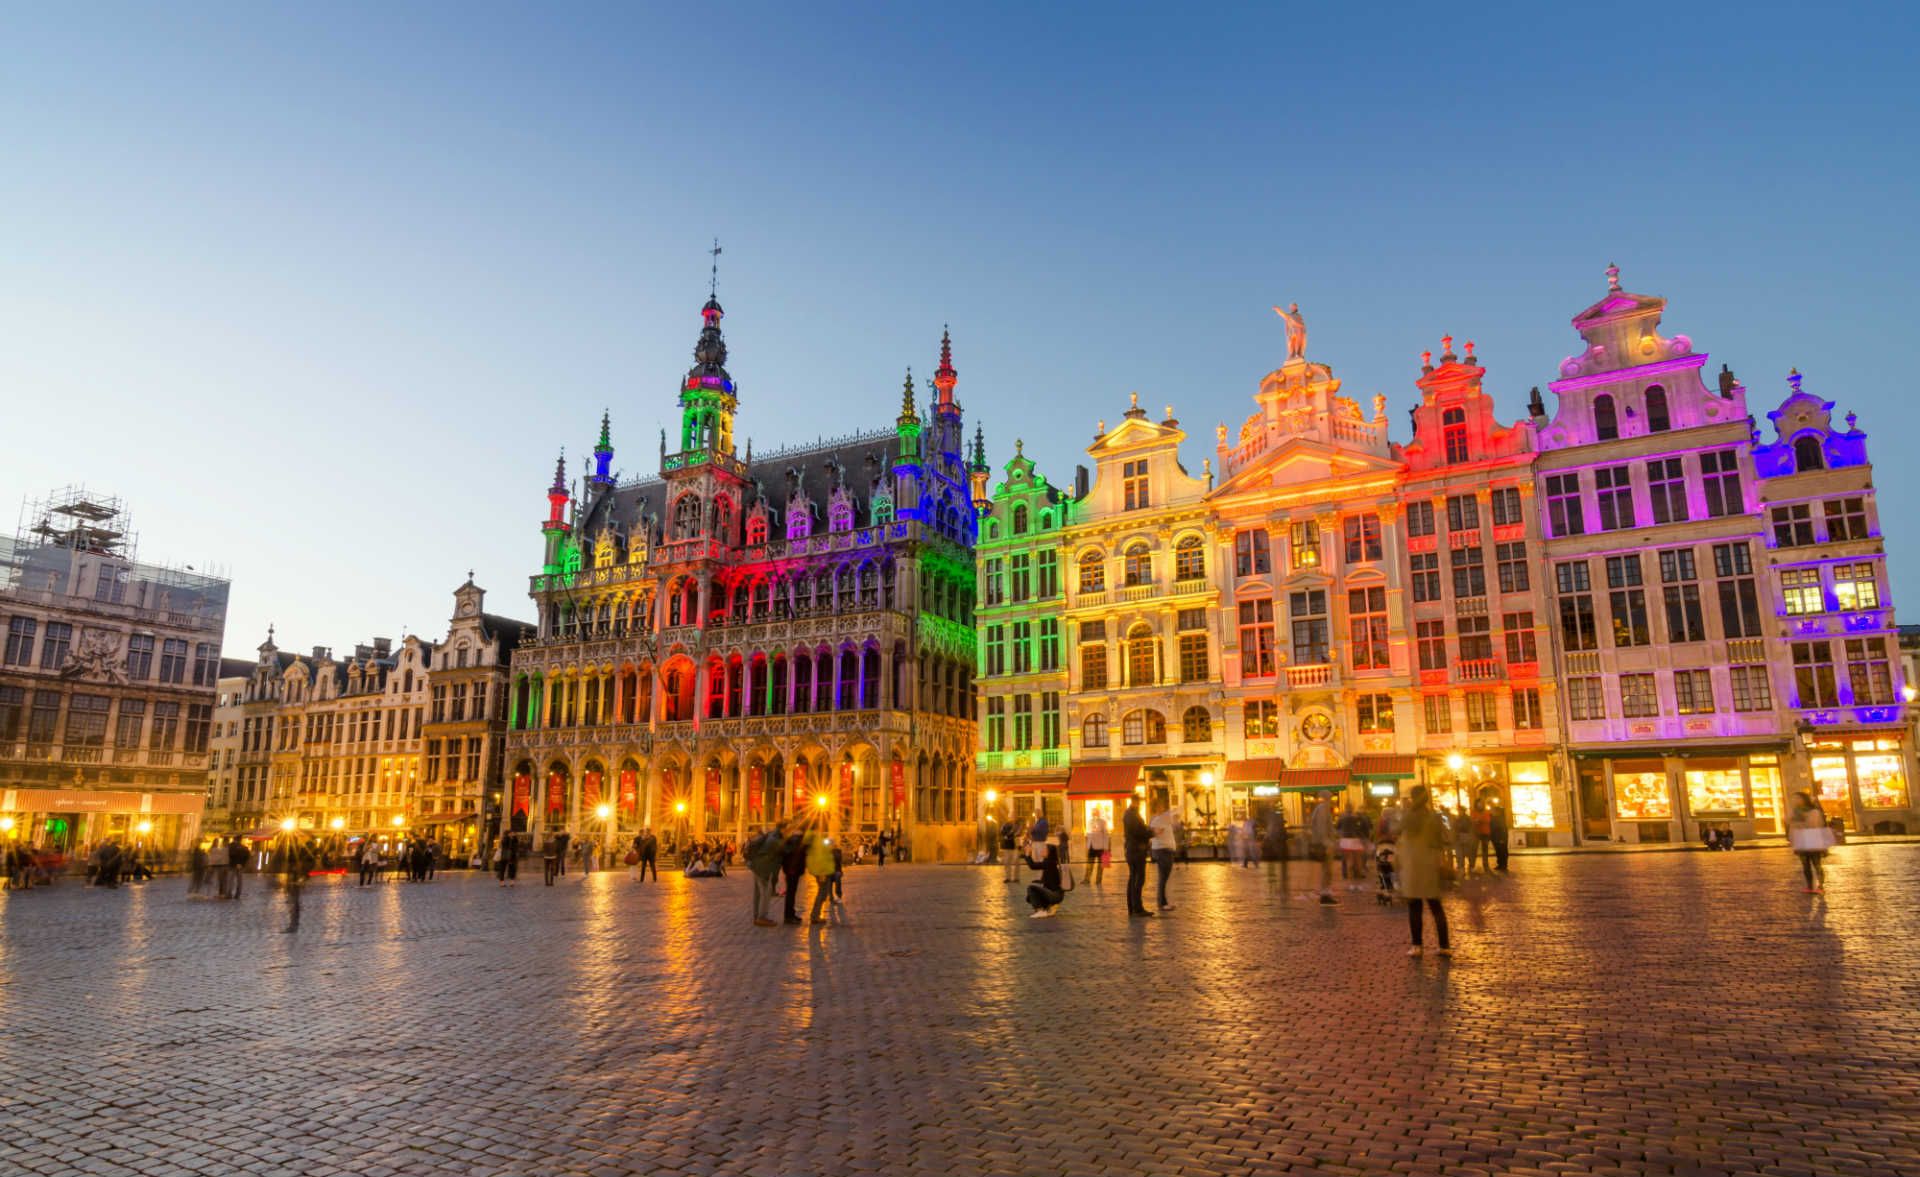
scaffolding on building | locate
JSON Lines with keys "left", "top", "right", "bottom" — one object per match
{"left": 1, "top": 486, "right": 230, "bottom": 623}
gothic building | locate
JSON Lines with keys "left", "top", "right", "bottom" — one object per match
{"left": 503, "top": 293, "right": 980, "bottom": 860}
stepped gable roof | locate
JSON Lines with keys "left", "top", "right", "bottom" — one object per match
{"left": 579, "top": 429, "right": 899, "bottom": 540}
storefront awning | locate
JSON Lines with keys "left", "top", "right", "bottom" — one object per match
{"left": 1276, "top": 768, "right": 1352, "bottom": 791}
{"left": 991, "top": 780, "right": 1068, "bottom": 794}
{"left": 1224, "top": 758, "right": 1287, "bottom": 784}
{"left": 1066, "top": 763, "right": 1146, "bottom": 796}
{"left": 1348, "top": 755, "right": 1415, "bottom": 780}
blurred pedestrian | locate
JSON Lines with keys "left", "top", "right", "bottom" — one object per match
{"left": 806, "top": 827, "right": 839, "bottom": 925}
{"left": 281, "top": 835, "right": 317, "bottom": 934}
{"left": 1149, "top": 794, "right": 1180, "bottom": 911}
{"left": 1307, "top": 794, "right": 1336, "bottom": 905}
{"left": 1788, "top": 791, "right": 1835, "bottom": 894}
{"left": 1085, "top": 808, "right": 1110, "bottom": 885}
{"left": 747, "top": 822, "right": 785, "bottom": 926}
{"left": 1122, "top": 795, "right": 1153, "bottom": 918}
{"left": 1489, "top": 798, "right": 1510, "bottom": 872}
{"left": 1398, "top": 785, "right": 1451, "bottom": 958}
{"left": 999, "top": 816, "right": 1022, "bottom": 883}
{"left": 639, "top": 828, "right": 659, "bottom": 882}
{"left": 780, "top": 825, "right": 808, "bottom": 925}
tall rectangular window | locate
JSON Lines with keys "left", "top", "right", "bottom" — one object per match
{"left": 1406, "top": 501, "right": 1435, "bottom": 538}
{"left": 1503, "top": 612, "right": 1537, "bottom": 663}
{"left": 1824, "top": 497, "right": 1870, "bottom": 541}
{"left": 28, "top": 691, "right": 61, "bottom": 743}
{"left": 1465, "top": 692, "right": 1499, "bottom": 732}
{"left": 1288, "top": 590, "right": 1328, "bottom": 662}
{"left": 186, "top": 703, "right": 212, "bottom": 754}
{"left": 159, "top": 638, "right": 187, "bottom": 684}
{"left": 1792, "top": 641, "right": 1838, "bottom": 708}
{"left": 1846, "top": 637, "right": 1894, "bottom": 705}
{"left": 1458, "top": 615, "right": 1492, "bottom": 662}
{"left": 1178, "top": 633, "right": 1208, "bottom": 682}
{"left": 114, "top": 699, "right": 145, "bottom": 748}
{"left": 1833, "top": 562, "right": 1880, "bottom": 612}
{"left": 1731, "top": 666, "right": 1773, "bottom": 712}
{"left": 1620, "top": 673, "right": 1659, "bottom": 717}
{"left": 1343, "top": 514, "right": 1382, "bottom": 563}
{"left": 1514, "top": 687, "right": 1543, "bottom": 730}
{"left": 1674, "top": 669, "right": 1715, "bottom": 714}
{"left": 1009, "top": 554, "right": 1031, "bottom": 603}
{"left": 984, "top": 625, "right": 1006, "bottom": 676}
{"left": 1416, "top": 619, "right": 1448, "bottom": 670}
{"left": 1446, "top": 494, "right": 1480, "bottom": 533}
{"left": 1495, "top": 542, "right": 1530, "bottom": 594}
{"left": 0, "top": 686, "right": 28, "bottom": 742}
{"left": 149, "top": 701, "right": 181, "bottom": 751}
{"left": 1237, "top": 600, "right": 1275, "bottom": 677}
{"left": 65, "top": 694, "right": 110, "bottom": 749}
{"left": 1556, "top": 561, "right": 1598, "bottom": 651}
{"left": 983, "top": 558, "right": 1005, "bottom": 606}
{"left": 1595, "top": 465, "right": 1635, "bottom": 531}
{"left": 125, "top": 634, "right": 155, "bottom": 680}
{"left": 1234, "top": 530, "right": 1271, "bottom": 577}
{"left": 1422, "top": 695, "right": 1451, "bottom": 735}
{"left": 1079, "top": 621, "right": 1108, "bottom": 690}
{"left": 984, "top": 697, "right": 1005, "bottom": 751}
{"left": 1490, "top": 486, "right": 1523, "bottom": 527}
{"left": 1606, "top": 555, "right": 1649, "bottom": 647}
{"left": 1348, "top": 587, "right": 1390, "bottom": 670}
{"left": 1546, "top": 473, "right": 1584, "bottom": 537}
{"left": 1012, "top": 694, "right": 1034, "bottom": 750}
{"left": 1038, "top": 618, "right": 1061, "bottom": 671}
{"left": 1701, "top": 449, "right": 1743, "bottom": 518}
{"left": 1036, "top": 550, "right": 1058, "bottom": 598}
{"left": 1771, "top": 504, "right": 1815, "bottom": 547}
{"left": 40, "top": 622, "right": 73, "bottom": 671}
{"left": 1646, "top": 457, "right": 1689, "bottom": 524}
{"left": 1450, "top": 545, "right": 1486, "bottom": 598}
{"left": 4, "top": 618, "right": 36, "bottom": 667}
{"left": 1289, "top": 521, "right": 1321, "bottom": 570}
{"left": 1659, "top": 548, "right": 1707, "bottom": 642}
{"left": 1713, "top": 542, "right": 1762, "bottom": 639}
{"left": 1410, "top": 553, "right": 1441, "bottom": 602}
{"left": 1041, "top": 691, "right": 1061, "bottom": 748}
{"left": 1779, "top": 568, "right": 1823, "bottom": 616}
{"left": 192, "top": 643, "right": 219, "bottom": 687}
{"left": 1122, "top": 459, "right": 1150, "bottom": 510}
{"left": 1243, "top": 699, "right": 1279, "bottom": 738}
{"left": 1012, "top": 621, "right": 1032, "bottom": 673}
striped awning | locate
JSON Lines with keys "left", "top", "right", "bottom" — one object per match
{"left": 1348, "top": 755, "right": 1416, "bottom": 780}
{"left": 1066, "top": 763, "right": 1146, "bottom": 796}
{"left": 1276, "top": 768, "right": 1352, "bottom": 790}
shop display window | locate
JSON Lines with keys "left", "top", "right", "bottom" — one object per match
{"left": 1750, "top": 761, "right": 1783, "bottom": 833}
{"left": 1810, "top": 756, "right": 1850, "bottom": 803}
{"left": 1612, "top": 771, "right": 1672, "bottom": 820}
{"left": 1509, "top": 762, "right": 1554, "bottom": 829}
{"left": 1855, "top": 754, "right": 1909, "bottom": 809}
{"left": 1684, "top": 769, "right": 1745, "bottom": 817}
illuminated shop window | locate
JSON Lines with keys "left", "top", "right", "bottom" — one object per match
{"left": 1612, "top": 771, "right": 1673, "bottom": 820}
{"left": 1684, "top": 769, "right": 1745, "bottom": 817}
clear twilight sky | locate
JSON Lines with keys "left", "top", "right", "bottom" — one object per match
{"left": 3, "top": 4, "right": 1917, "bottom": 653}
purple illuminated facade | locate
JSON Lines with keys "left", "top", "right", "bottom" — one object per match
{"left": 1531, "top": 268, "right": 1914, "bottom": 840}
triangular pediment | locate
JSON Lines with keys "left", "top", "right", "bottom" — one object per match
{"left": 1088, "top": 416, "right": 1179, "bottom": 454}
{"left": 1572, "top": 288, "right": 1664, "bottom": 327}
{"left": 1212, "top": 435, "right": 1401, "bottom": 498}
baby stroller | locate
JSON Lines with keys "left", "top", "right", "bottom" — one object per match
{"left": 1374, "top": 841, "right": 1397, "bottom": 905}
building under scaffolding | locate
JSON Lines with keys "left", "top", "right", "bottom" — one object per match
{"left": 0, "top": 488, "right": 232, "bottom": 861}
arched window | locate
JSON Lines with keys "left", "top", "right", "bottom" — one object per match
{"left": 871, "top": 495, "right": 894, "bottom": 525}
{"left": 1122, "top": 709, "right": 1166, "bottom": 745}
{"left": 1126, "top": 623, "right": 1156, "bottom": 686}
{"left": 786, "top": 505, "right": 811, "bottom": 540}
{"left": 1012, "top": 505, "right": 1029, "bottom": 534}
{"left": 1123, "top": 542, "right": 1152, "bottom": 587}
{"left": 829, "top": 499, "right": 854, "bottom": 533}
{"left": 1644, "top": 385, "right": 1671, "bottom": 433}
{"left": 673, "top": 494, "right": 702, "bottom": 540}
{"left": 1174, "top": 535, "right": 1205, "bottom": 581}
{"left": 1442, "top": 406, "right": 1470, "bottom": 464}
{"left": 1084, "top": 714, "right": 1108, "bottom": 749}
{"left": 1078, "top": 550, "right": 1105, "bottom": 593}
{"left": 746, "top": 515, "right": 768, "bottom": 545}
{"left": 1593, "top": 394, "right": 1619, "bottom": 441}
{"left": 1794, "top": 435, "right": 1826, "bottom": 472}
{"left": 1039, "top": 510, "right": 1053, "bottom": 530}
{"left": 1182, "top": 705, "right": 1211, "bottom": 744}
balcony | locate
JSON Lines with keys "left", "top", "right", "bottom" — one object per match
{"left": 1119, "top": 583, "right": 1158, "bottom": 603}
{"left": 1170, "top": 578, "right": 1209, "bottom": 596}
{"left": 976, "top": 748, "right": 1067, "bottom": 772}
{"left": 1286, "top": 663, "right": 1334, "bottom": 689}
{"left": 1726, "top": 638, "right": 1768, "bottom": 663}
{"left": 1455, "top": 596, "right": 1488, "bottom": 617}
{"left": 1075, "top": 591, "right": 1109, "bottom": 609}
{"left": 1454, "top": 658, "right": 1504, "bottom": 683}
{"left": 1564, "top": 651, "right": 1602, "bottom": 676}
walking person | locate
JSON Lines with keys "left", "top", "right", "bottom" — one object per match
{"left": 1307, "top": 793, "right": 1337, "bottom": 905}
{"left": 1085, "top": 809, "right": 1109, "bottom": 885}
{"left": 1451, "top": 807, "right": 1478, "bottom": 881}
{"left": 779, "top": 825, "right": 808, "bottom": 925}
{"left": 280, "top": 835, "right": 316, "bottom": 934}
{"left": 748, "top": 822, "right": 785, "bottom": 926}
{"left": 188, "top": 841, "right": 209, "bottom": 895}
{"left": 1489, "top": 797, "right": 1511, "bottom": 872}
{"left": 1122, "top": 795, "right": 1153, "bottom": 918}
{"left": 1337, "top": 805, "right": 1368, "bottom": 889}
{"left": 225, "top": 835, "right": 247, "bottom": 899}
{"left": 358, "top": 838, "right": 379, "bottom": 886}
{"left": 1398, "top": 785, "right": 1452, "bottom": 957}
{"left": 999, "top": 816, "right": 1022, "bottom": 883}
{"left": 806, "top": 827, "right": 839, "bottom": 925}
{"left": 638, "top": 828, "right": 659, "bottom": 882}
{"left": 496, "top": 833, "right": 520, "bottom": 885}
{"left": 1149, "top": 794, "right": 1180, "bottom": 911}
{"left": 1472, "top": 800, "right": 1495, "bottom": 874}
{"left": 542, "top": 837, "right": 560, "bottom": 885}
{"left": 1788, "top": 791, "right": 1836, "bottom": 893}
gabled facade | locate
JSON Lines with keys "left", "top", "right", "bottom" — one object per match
{"left": 1753, "top": 372, "right": 1914, "bottom": 831}
{"left": 974, "top": 440, "right": 1073, "bottom": 832}
{"left": 1398, "top": 338, "right": 1563, "bottom": 838}
{"left": 422, "top": 579, "right": 535, "bottom": 861}
{"left": 1057, "top": 395, "right": 1228, "bottom": 842}
{"left": 1531, "top": 266, "right": 1793, "bottom": 842}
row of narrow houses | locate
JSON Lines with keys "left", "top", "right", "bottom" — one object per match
{"left": 977, "top": 267, "right": 1913, "bottom": 855}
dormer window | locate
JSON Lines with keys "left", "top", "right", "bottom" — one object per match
{"left": 870, "top": 494, "right": 894, "bottom": 525}
{"left": 1645, "top": 385, "right": 1671, "bottom": 433}
{"left": 786, "top": 505, "right": 812, "bottom": 540}
{"left": 1012, "top": 505, "right": 1029, "bottom": 534}
{"left": 1442, "top": 406, "right": 1469, "bottom": 464}
{"left": 829, "top": 499, "right": 854, "bottom": 533}
{"left": 746, "top": 515, "right": 769, "bottom": 545}
{"left": 1594, "top": 394, "right": 1619, "bottom": 441}
{"left": 1794, "top": 436, "right": 1826, "bottom": 473}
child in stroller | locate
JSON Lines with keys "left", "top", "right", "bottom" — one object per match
{"left": 1374, "top": 840, "right": 1397, "bottom": 905}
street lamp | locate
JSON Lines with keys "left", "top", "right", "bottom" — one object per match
{"left": 0, "top": 817, "right": 13, "bottom": 835}
{"left": 279, "top": 817, "right": 297, "bottom": 832}
{"left": 135, "top": 820, "right": 152, "bottom": 835}
{"left": 329, "top": 816, "right": 345, "bottom": 831}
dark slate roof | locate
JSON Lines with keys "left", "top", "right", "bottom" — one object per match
{"left": 481, "top": 613, "right": 537, "bottom": 654}
{"left": 219, "top": 657, "right": 256, "bottom": 679}
{"left": 580, "top": 430, "right": 899, "bottom": 543}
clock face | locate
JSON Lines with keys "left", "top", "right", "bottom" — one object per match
{"left": 459, "top": 600, "right": 476, "bottom": 616}
{"left": 1301, "top": 713, "right": 1333, "bottom": 742}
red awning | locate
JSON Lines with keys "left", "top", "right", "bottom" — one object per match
{"left": 992, "top": 780, "right": 1068, "bottom": 793}
{"left": 1224, "top": 758, "right": 1287, "bottom": 784}
{"left": 1348, "top": 755, "right": 1416, "bottom": 779}
{"left": 1276, "top": 768, "right": 1352, "bottom": 790}
{"left": 1066, "top": 763, "right": 1146, "bottom": 796}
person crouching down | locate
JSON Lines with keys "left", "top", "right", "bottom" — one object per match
{"left": 1025, "top": 834, "right": 1067, "bottom": 919}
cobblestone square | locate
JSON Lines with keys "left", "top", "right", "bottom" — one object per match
{"left": 3, "top": 846, "right": 1918, "bottom": 1176}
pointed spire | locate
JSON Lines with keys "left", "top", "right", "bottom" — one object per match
{"left": 897, "top": 368, "right": 919, "bottom": 424}
{"left": 551, "top": 449, "right": 567, "bottom": 493}
{"left": 1788, "top": 368, "right": 1804, "bottom": 395}
{"left": 598, "top": 410, "right": 612, "bottom": 449}
{"left": 1606, "top": 262, "right": 1622, "bottom": 293}
{"left": 970, "top": 424, "right": 988, "bottom": 470}
{"left": 933, "top": 326, "right": 958, "bottom": 410}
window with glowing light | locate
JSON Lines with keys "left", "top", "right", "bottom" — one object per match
{"left": 1612, "top": 771, "right": 1672, "bottom": 820}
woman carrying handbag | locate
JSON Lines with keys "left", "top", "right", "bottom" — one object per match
{"left": 1788, "top": 791, "right": 1836, "bottom": 894}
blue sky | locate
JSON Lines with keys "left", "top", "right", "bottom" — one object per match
{"left": 3, "top": 3, "right": 1917, "bottom": 650}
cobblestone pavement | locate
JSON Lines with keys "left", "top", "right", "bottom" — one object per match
{"left": 3, "top": 846, "right": 1919, "bottom": 1177}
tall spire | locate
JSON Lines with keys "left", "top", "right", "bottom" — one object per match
{"left": 970, "top": 424, "right": 988, "bottom": 470}
{"left": 550, "top": 449, "right": 567, "bottom": 494}
{"left": 897, "top": 368, "right": 919, "bottom": 424}
{"left": 933, "top": 325, "right": 958, "bottom": 411}
{"left": 589, "top": 411, "right": 615, "bottom": 491}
